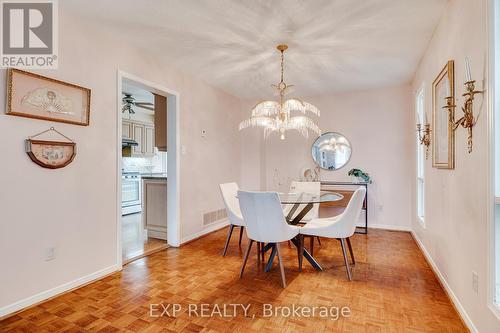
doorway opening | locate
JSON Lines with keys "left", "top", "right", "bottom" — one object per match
{"left": 117, "top": 71, "right": 180, "bottom": 265}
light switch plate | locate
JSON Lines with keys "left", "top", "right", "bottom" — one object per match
{"left": 45, "top": 247, "right": 56, "bottom": 261}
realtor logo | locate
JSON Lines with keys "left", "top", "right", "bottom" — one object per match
{"left": 1, "top": 0, "right": 58, "bottom": 68}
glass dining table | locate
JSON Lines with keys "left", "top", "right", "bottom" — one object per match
{"left": 262, "top": 191, "right": 344, "bottom": 272}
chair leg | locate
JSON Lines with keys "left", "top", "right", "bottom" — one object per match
{"left": 240, "top": 240, "right": 254, "bottom": 278}
{"left": 261, "top": 242, "right": 265, "bottom": 261}
{"left": 309, "top": 236, "right": 314, "bottom": 256}
{"left": 297, "top": 235, "right": 304, "bottom": 272}
{"left": 346, "top": 237, "right": 355, "bottom": 265}
{"left": 316, "top": 236, "right": 321, "bottom": 245}
{"left": 222, "top": 225, "right": 235, "bottom": 256}
{"left": 239, "top": 226, "right": 244, "bottom": 246}
{"left": 340, "top": 238, "right": 353, "bottom": 281}
{"left": 275, "top": 243, "right": 287, "bottom": 288}
{"left": 256, "top": 242, "right": 261, "bottom": 263}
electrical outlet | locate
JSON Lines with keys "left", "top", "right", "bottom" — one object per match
{"left": 378, "top": 205, "right": 384, "bottom": 212}
{"left": 45, "top": 247, "right": 56, "bottom": 261}
{"left": 472, "top": 271, "right": 478, "bottom": 294}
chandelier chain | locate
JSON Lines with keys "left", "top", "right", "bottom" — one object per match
{"left": 280, "top": 49, "right": 284, "bottom": 85}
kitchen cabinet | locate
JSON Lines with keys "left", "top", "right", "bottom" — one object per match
{"left": 132, "top": 123, "right": 144, "bottom": 155}
{"left": 144, "top": 125, "right": 155, "bottom": 156}
{"left": 122, "top": 119, "right": 155, "bottom": 157}
{"left": 142, "top": 178, "right": 167, "bottom": 240}
{"left": 122, "top": 121, "right": 132, "bottom": 139}
{"left": 154, "top": 94, "right": 167, "bottom": 152}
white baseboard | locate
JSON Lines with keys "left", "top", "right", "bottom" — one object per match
{"left": 411, "top": 232, "right": 478, "bottom": 333}
{"left": 0, "top": 264, "right": 120, "bottom": 318}
{"left": 364, "top": 223, "right": 412, "bottom": 232}
{"left": 181, "top": 219, "right": 229, "bottom": 244}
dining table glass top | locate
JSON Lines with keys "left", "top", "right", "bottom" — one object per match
{"left": 278, "top": 191, "right": 344, "bottom": 204}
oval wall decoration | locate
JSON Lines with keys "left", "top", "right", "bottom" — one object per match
{"left": 25, "top": 127, "right": 76, "bottom": 169}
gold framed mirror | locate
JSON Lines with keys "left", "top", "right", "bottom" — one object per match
{"left": 432, "top": 60, "right": 455, "bottom": 169}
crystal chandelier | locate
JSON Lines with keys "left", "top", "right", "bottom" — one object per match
{"left": 239, "top": 44, "right": 321, "bottom": 140}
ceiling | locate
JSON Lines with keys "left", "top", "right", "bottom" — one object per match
{"left": 122, "top": 81, "right": 154, "bottom": 105}
{"left": 63, "top": 0, "right": 447, "bottom": 99}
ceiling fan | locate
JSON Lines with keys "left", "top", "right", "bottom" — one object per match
{"left": 122, "top": 92, "right": 154, "bottom": 114}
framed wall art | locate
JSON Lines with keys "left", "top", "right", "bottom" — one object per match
{"left": 25, "top": 127, "right": 76, "bottom": 169}
{"left": 432, "top": 60, "right": 455, "bottom": 169}
{"left": 6, "top": 68, "right": 91, "bottom": 126}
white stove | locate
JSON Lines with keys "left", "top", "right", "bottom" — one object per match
{"left": 122, "top": 171, "right": 142, "bottom": 215}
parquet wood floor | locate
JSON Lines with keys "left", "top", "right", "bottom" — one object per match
{"left": 0, "top": 228, "right": 468, "bottom": 332}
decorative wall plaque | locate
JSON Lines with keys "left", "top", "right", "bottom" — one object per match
{"left": 25, "top": 128, "right": 76, "bottom": 169}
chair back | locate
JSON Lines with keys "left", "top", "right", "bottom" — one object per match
{"left": 289, "top": 181, "right": 320, "bottom": 220}
{"left": 333, "top": 187, "right": 366, "bottom": 237}
{"left": 219, "top": 182, "right": 244, "bottom": 226}
{"left": 238, "top": 190, "right": 297, "bottom": 243}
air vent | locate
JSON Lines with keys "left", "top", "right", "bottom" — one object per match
{"left": 203, "top": 209, "right": 227, "bottom": 226}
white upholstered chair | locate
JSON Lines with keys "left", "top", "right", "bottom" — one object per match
{"left": 237, "top": 190, "right": 300, "bottom": 288}
{"left": 299, "top": 187, "right": 366, "bottom": 280}
{"left": 219, "top": 182, "right": 245, "bottom": 256}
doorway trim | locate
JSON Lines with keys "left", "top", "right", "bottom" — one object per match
{"left": 116, "top": 70, "right": 181, "bottom": 268}
{"left": 487, "top": 0, "right": 500, "bottom": 321}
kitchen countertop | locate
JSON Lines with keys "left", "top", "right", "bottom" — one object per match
{"left": 141, "top": 174, "right": 167, "bottom": 180}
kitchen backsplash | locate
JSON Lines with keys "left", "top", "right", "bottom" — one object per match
{"left": 123, "top": 151, "right": 167, "bottom": 174}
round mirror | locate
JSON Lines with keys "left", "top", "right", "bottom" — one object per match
{"left": 311, "top": 132, "right": 352, "bottom": 170}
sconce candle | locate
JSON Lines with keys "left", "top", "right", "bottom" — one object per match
{"left": 465, "top": 57, "right": 472, "bottom": 82}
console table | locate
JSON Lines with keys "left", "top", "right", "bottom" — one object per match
{"left": 320, "top": 181, "right": 369, "bottom": 234}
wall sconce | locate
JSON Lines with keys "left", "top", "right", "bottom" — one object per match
{"left": 416, "top": 122, "right": 431, "bottom": 159}
{"left": 452, "top": 57, "right": 483, "bottom": 153}
{"left": 443, "top": 96, "right": 456, "bottom": 124}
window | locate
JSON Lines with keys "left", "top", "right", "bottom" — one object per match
{"left": 416, "top": 87, "right": 425, "bottom": 225}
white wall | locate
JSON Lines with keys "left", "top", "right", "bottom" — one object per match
{"left": 495, "top": 0, "right": 500, "bottom": 311}
{"left": 240, "top": 124, "right": 265, "bottom": 191}
{"left": 240, "top": 85, "right": 413, "bottom": 230}
{"left": 0, "top": 8, "right": 243, "bottom": 315}
{"left": 412, "top": 0, "right": 500, "bottom": 331}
